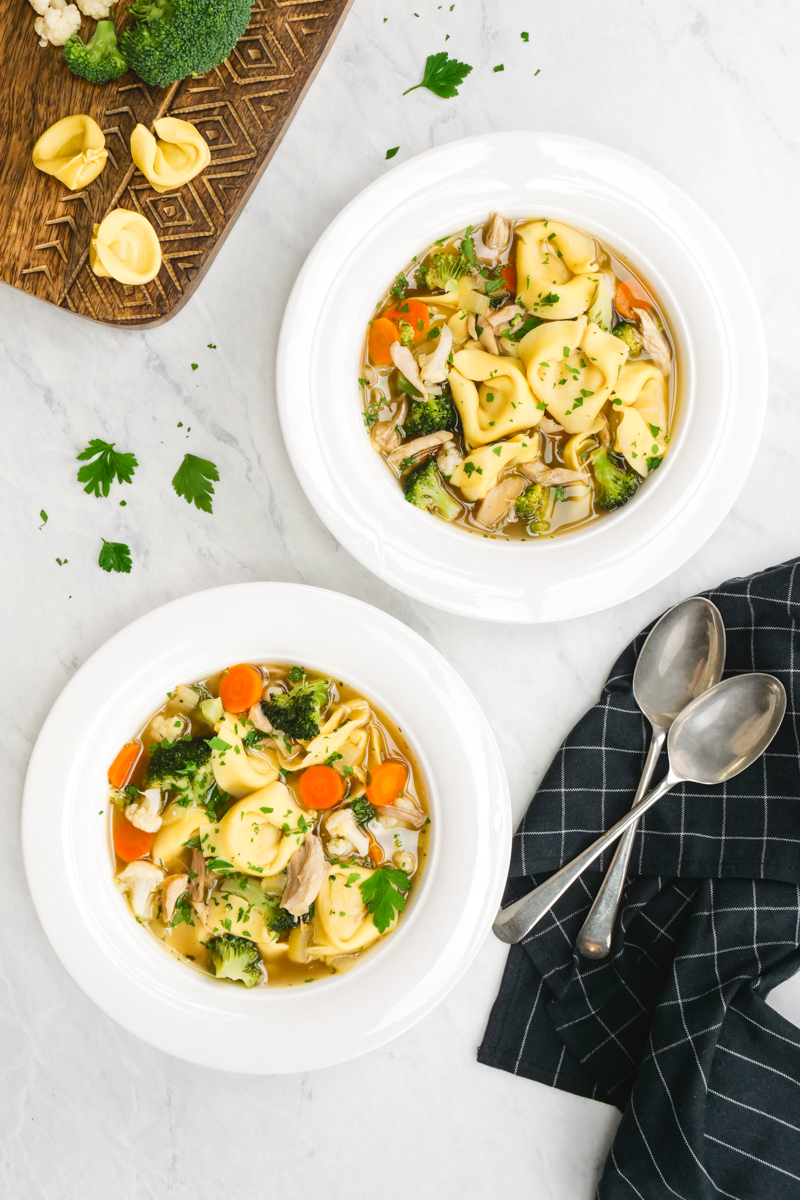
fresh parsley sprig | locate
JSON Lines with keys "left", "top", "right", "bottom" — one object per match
{"left": 77, "top": 439, "right": 138, "bottom": 498}
{"left": 359, "top": 865, "right": 411, "bottom": 934}
{"left": 403, "top": 51, "right": 473, "bottom": 99}
{"left": 98, "top": 539, "right": 132, "bottom": 574}
{"left": 172, "top": 453, "right": 219, "bottom": 513}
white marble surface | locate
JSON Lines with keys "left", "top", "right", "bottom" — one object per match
{"left": 4, "top": 1, "right": 800, "bottom": 1196}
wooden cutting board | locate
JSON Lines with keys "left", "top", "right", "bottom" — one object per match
{"left": 0, "top": 0, "right": 353, "bottom": 327}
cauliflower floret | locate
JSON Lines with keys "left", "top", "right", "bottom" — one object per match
{"left": 34, "top": 0, "right": 82, "bottom": 46}
{"left": 437, "top": 441, "right": 464, "bottom": 479}
{"left": 28, "top": 0, "right": 51, "bottom": 15}
{"left": 326, "top": 808, "right": 370, "bottom": 858}
{"left": 124, "top": 788, "right": 163, "bottom": 833}
{"left": 75, "top": 0, "right": 116, "bottom": 16}
{"left": 116, "top": 861, "right": 163, "bottom": 920}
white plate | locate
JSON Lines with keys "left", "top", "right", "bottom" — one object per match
{"left": 22, "top": 584, "right": 510, "bottom": 1074}
{"left": 277, "top": 132, "right": 767, "bottom": 622}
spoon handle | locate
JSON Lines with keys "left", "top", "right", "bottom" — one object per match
{"left": 492, "top": 772, "right": 678, "bottom": 945}
{"left": 575, "top": 728, "right": 667, "bottom": 959}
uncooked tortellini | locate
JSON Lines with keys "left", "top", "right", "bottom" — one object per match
{"left": 130, "top": 118, "right": 211, "bottom": 193}
{"left": 89, "top": 209, "right": 162, "bottom": 286}
{"left": 32, "top": 114, "right": 107, "bottom": 189}
{"left": 518, "top": 316, "right": 629, "bottom": 434}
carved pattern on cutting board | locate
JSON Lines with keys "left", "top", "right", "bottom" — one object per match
{"left": 15, "top": 0, "right": 350, "bottom": 327}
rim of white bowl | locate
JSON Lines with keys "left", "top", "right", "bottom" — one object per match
{"left": 22, "top": 583, "right": 511, "bottom": 1074}
{"left": 277, "top": 131, "right": 768, "bottom": 623}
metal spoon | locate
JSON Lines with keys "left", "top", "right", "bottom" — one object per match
{"left": 576, "top": 597, "right": 726, "bottom": 959}
{"left": 493, "top": 673, "right": 786, "bottom": 945}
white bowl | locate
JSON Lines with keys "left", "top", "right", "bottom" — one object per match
{"left": 277, "top": 132, "right": 767, "bottom": 622}
{"left": 22, "top": 584, "right": 510, "bottom": 1074}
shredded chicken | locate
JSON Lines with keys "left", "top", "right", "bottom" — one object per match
{"left": 187, "top": 848, "right": 206, "bottom": 902}
{"left": 634, "top": 308, "right": 671, "bottom": 374}
{"left": 476, "top": 475, "right": 527, "bottom": 526}
{"left": 486, "top": 304, "right": 523, "bottom": 330}
{"left": 375, "top": 802, "right": 427, "bottom": 829}
{"left": 116, "top": 861, "right": 163, "bottom": 920}
{"left": 478, "top": 323, "right": 499, "bottom": 355}
{"left": 467, "top": 313, "right": 478, "bottom": 341}
{"left": 437, "top": 441, "right": 463, "bottom": 479}
{"left": 521, "top": 461, "right": 586, "bottom": 487}
{"left": 281, "top": 833, "right": 326, "bottom": 917}
{"left": 372, "top": 421, "right": 403, "bottom": 452}
{"left": 538, "top": 415, "right": 564, "bottom": 435}
{"left": 418, "top": 325, "right": 453, "bottom": 385}
{"left": 388, "top": 430, "right": 453, "bottom": 470}
{"left": 326, "top": 808, "right": 370, "bottom": 858}
{"left": 160, "top": 874, "right": 189, "bottom": 923}
{"left": 248, "top": 702, "right": 273, "bottom": 734}
{"left": 124, "top": 788, "right": 162, "bottom": 833}
{"left": 389, "top": 341, "right": 428, "bottom": 400}
{"left": 483, "top": 211, "right": 511, "bottom": 250}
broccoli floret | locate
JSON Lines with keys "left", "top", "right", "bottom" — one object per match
{"left": 350, "top": 796, "right": 376, "bottom": 825}
{"left": 612, "top": 321, "right": 643, "bottom": 356}
{"left": 64, "top": 20, "right": 128, "bottom": 83}
{"left": 222, "top": 874, "right": 297, "bottom": 934}
{"left": 262, "top": 677, "right": 330, "bottom": 742}
{"left": 591, "top": 448, "right": 640, "bottom": 510}
{"left": 402, "top": 395, "right": 457, "bottom": 438}
{"left": 120, "top": 0, "right": 254, "bottom": 88}
{"left": 515, "top": 483, "right": 549, "bottom": 529}
{"left": 146, "top": 737, "right": 213, "bottom": 805}
{"left": 207, "top": 933, "right": 262, "bottom": 987}
{"left": 404, "top": 460, "right": 461, "bottom": 522}
{"left": 424, "top": 252, "right": 471, "bottom": 291}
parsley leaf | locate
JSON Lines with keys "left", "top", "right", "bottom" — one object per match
{"left": 385, "top": 146, "right": 400, "bottom": 159}
{"left": 359, "top": 866, "right": 410, "bottom": 934}
{"left": 172, "top": 453, "right": 219, "bottom": 513}
{"left": 98, "top": 538, "right": 132, "bottom": 574}
{"left": 76, "top": 439, "right": 138, "bottom": 498}
{"left": 402, "top": 51, "right": 473, "bottom": 99}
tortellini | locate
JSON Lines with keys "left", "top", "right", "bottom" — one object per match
{"left": 32, "top": 115, "right": 107, "bottom": 189}
{"left": 204, "top": 888, "right": 275, "bottom": 943}
{"left": 151, "top": 804, "right": 207, "bottom": 872}
{"left": 518, "top": 316, "right": 629, "bottom": 434}
{"left": 211, "top": 712, "right": 278, "bottom": 797}
{"left": 310, "top": 864, "right": 391, "bottom": 957}
{"left": 89, "top": 209, "right": 162, "bottom": 286}
{"left": 449, "top": 433, "right": 540, "bottom": 502}
{"left": 198, "top": 780, "right": 308, "bottom": 877}
{"left": 130, "top": 118, "right": 211, "bottom": 193}
{"left": 449, "top": 348, "right": 542, "bottom": 447}
{"left": 610, "top": 360, "right": 669, "bottom": 474}
{"left": 615, "top": 408, "right": 658, "bottom": 477}
{"left": 516, "top": 220, "right": 601, "bottom": 320}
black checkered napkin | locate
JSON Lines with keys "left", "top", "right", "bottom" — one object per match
{"left": 479, "top": 557, "right": 800, "bottom": 1199}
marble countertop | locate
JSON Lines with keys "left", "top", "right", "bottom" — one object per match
{"left": 4, "top": 1, "right": 799, "bottom": 1196}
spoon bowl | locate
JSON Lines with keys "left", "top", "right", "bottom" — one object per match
{"left": 669, "top": 673, "right": 786, "bottom": 784}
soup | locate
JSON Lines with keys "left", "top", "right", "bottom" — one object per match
{"left": 109, "top": 662, "right": 428, "bottom": 987}
{"left": 361, "top": 214, "right": 674, "bottom": 539}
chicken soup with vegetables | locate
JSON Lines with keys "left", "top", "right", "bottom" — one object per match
{"left": 361, "top": 214, "right": 674, "bottom": 539}
{"left": 110, "top": 663, "right": 428, "bottom": 987}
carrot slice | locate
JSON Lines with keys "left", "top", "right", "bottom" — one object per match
{"left": 383, "top": 299, "right": 430, "bottom": 344}
{"left": 298, "top": 764, "right": 345, "bottom": 810}
{"left": 108, "top": 742, "right": 141, "bottom": 789}
{"left": 368, "top": 317, "right": 400, "bottom": 366}
{"left": 614, "top": 282, "right": 649, "bottom": 322}
{"left": 499, "top": 262, "right": 517, "bottom": 295}
{"left": 368, "top": 833, "right": 384, "bottom": 865}
{"left": 113, "top": 809, "right": 154, "bottom": 862}
{"left": 366, "top": 760, "right": 408, "bottom": 807}
{"left": 219, "top": 663, "right": 263, "bottom": 713}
